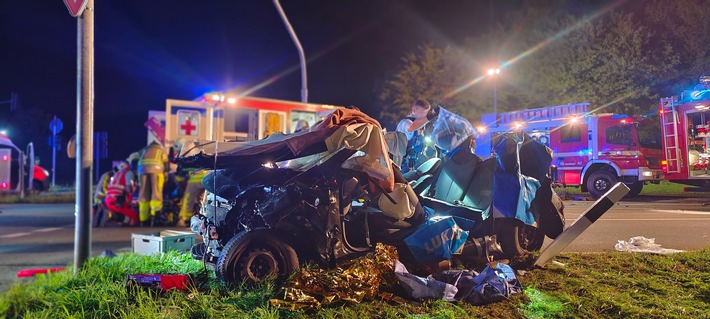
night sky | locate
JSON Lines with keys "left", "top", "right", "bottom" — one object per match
{"left": 0, "top": 1, "right": 517, "bottom": 182}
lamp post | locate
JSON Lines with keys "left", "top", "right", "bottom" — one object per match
{"left": 487, "top": 68, "right": 500, "bottom": 126}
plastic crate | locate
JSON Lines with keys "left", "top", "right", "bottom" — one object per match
{"left": 131, "top": 230, "right": 196, "bottom": 255}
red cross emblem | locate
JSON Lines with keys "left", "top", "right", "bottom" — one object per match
{"left": 180, "top": 119, "right": 197, "bottom": 136}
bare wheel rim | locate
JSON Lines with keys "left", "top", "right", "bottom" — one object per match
{"left": 237, "top": 247, "right": 279, "bottom": 282}
{"left": 519, "top": 224, "right": 539, "bottom": 249}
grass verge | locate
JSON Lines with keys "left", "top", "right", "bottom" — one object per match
{"left": 0, "top": 192, "right": 75, "bottom": 204}
{"left": 561, "top": 180, "right": 708, "bottom": 198}
{"left": 1, "top": 248, "right": 708, "bottom": 319}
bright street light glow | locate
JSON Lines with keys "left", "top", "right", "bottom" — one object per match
{"left": 487, "top": 68, "right": 500, "bottom": 76}
{"left": 476, "top": 126, "right": 487, "bottom": 134}
{"left": 227, "top": 97, "right": 237, "bottom": 104}
{"left": 570, "top": 117, "right": 579, "bottom": 124}
{"left": 0, "top": 130, "right": 6, "bottom": 135}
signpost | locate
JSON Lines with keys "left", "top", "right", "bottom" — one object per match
{"left": 63, "top": 0, "right": 88, "bottom": 17}
{"left": 64, "top": 0, "right": 93, "bottom": 274}
{"left": 49, "top": 116, "right": 63, "bottom": 188}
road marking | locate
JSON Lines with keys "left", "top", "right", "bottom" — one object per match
{"left": 0, "top": 226, "right": 69, "bottom": 239}
{"left": 33, "top": 227, "right": 64, "bottom": 233}
{"left": 650, "top": 209, "right": 710, "bottom": 215}
{"left": 0, "top": 232, "right": 32, "bottom": 239}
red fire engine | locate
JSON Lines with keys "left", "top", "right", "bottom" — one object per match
{"left": 659, "top": 76, "right": 710, "bottom": 190}
{"left": 476, "top": 103, "right": 664, "bottom": 199}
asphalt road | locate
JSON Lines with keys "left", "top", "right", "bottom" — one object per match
{"left": 1, "top": 196, "right": 709, "bottom": 291}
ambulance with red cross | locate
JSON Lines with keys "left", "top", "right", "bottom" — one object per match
{"left": 146, "top": 94, "right": 339, "bottom": 149}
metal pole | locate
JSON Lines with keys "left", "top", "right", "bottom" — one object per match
{"left": 273, "top": 0, "right": 308, "bottom": 103}
{"left": 493, "top": 78, "right": 498, "bottom": 127}
{"left": 74, "top": 0, "right": 94, "bottom": 274}
{"left": 52, "top": 115, "right": 57, "bottom": 188}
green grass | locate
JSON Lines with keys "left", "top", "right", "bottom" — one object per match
{"left": 0, "top": 184, "right": 76, "bottom": 203}
{"left": 561, "top": 180, "right": 706, "bottom": 198}
{"left": 0, "top": 192, "right": 75, "bottom": 204}
{"left": 2, "top": 249, "right": 709, "bottom": 319}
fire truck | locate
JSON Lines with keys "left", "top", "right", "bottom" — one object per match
{"left": 475, "top": 103, "right": 664, "bottom": 199}
{"left": 0, "top": 133, "right": 50, "bottom": 193}
{"left": 145, "top": 94, "right": 340, "bottom": 147}
{"left": 659, "top": 76, "right": 710, "bottom": 190}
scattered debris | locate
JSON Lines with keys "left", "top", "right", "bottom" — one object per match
{"left": 614, "top": 236, "right": 685, "bottom": 255}
{"left": 16, "top": 267, "right": 66, "bottom": 278}
{"left": 550, "top": 260, "right": 566, "bottom": 267}
{"left": 99, "top": 250, "right": 116, "bottom": 258}
{"left": 125, "top": 274, "right": 193, "bottom": 293}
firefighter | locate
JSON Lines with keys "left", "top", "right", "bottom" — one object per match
{"left": 104, "top": 160, "right": 138, "bottom": 225}
{"left": 170, "top": 137, "right": 205, "bottom": 227}
{"left": 92, "top": 167, "right": 114, "bottom": 226}
{"left": 178, "top": 169, "right": 206, "bottom": 227}
{"left": 137, "top": 141, "right": 169, "bottom": 227}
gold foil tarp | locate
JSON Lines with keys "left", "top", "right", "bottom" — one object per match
{"left": 269, "top": 243, "right": 401, "bottom": 311}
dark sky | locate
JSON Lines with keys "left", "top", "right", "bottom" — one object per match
{"left": 0, "top": 0, "right": 515, "bottom": 180}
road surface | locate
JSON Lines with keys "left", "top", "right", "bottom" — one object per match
{"left": 1, "top": 197, "right": 709, "bottom": 291}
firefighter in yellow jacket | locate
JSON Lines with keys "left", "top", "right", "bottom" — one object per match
{"left": 137, "top": 141, "right": 169, "bottom": 226}
{"left": 178, "top": 170, "right": 206, "bottom": 227}
{"left": 171, "top": 137, "right": 206, "bottom": 227}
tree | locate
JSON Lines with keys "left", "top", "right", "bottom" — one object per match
{"left": 644, "top": 0, "right": 710, "bottom": 94}
{"left": 377, "top": 43, "right": 471, "bottom": 128}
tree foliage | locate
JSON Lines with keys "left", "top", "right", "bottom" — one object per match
{"left": 377, "top": 1, "right": 706, "bottom": 122}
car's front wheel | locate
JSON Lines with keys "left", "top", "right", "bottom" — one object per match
{"left": 497, "top": 218, "right": 545, "bottom": 258}
{"left": 215, "top": 231, "right": 299, "bottom": 286}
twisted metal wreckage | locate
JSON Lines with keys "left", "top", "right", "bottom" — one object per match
{"left": 174, "top": 107, "right": 569, "bottom": 307}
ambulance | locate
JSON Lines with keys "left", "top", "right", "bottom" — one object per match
{"left": 659, "top": 76, "right": 710, "bottom": 191}
{"left": 145, "top": 94, "right": 340, "bottom": 147}
{"left": 475, "top": 103, "right": 664, "bottom": 199}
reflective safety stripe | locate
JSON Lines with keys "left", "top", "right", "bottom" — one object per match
{"left": 139, "top": 202, "right": 150, "bottom": 222}
{"left": 188, "top": 171, "right": 207, "bottom": 183}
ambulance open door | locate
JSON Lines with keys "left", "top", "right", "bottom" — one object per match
{"left": 258, "top": 109, "right": 287, "bottom": 139}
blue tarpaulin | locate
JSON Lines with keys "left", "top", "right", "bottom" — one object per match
{"left": 404, "top": 215, "right": 474, "bottom": 264}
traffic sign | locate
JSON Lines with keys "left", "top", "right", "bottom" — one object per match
{"left": 64, "top": 0, "right": 88, "bottom": 17}
{"left": 50, "top": 117, "right": 63, "bottom": 135}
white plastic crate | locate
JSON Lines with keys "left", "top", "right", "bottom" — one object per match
{"left": 131, "top": 230, "right": 196, "bottom": 255}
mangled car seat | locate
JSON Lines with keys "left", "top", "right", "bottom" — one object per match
{"left": 418, "top": 137, "right": 496, "bottom": 236}
{"left": 405, "top": 157, "right": 442, "bottom": 195}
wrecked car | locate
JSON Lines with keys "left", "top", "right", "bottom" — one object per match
{"left": 176, "top": 108, "right": 564, "bottom": 285}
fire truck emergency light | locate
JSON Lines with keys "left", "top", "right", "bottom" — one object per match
{"left": 1, "top": 182, "right": 7, "bottom": 189}
{"left": 227, "top": 97, "right": 237, "bottom": 104}
{"left": 1, "top": 155, "right": 7, "bottom": 161}
{"left": 694, "top": 104, "right": 707, "bottom": 110}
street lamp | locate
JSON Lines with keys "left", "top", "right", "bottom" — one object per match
{"left": 487, "top": 68, "right": 500, "bottom": 126}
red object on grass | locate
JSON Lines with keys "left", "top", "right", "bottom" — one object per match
{"left": 125, "top": 274, "right": 192, "bottom": 292}
{"left": 17, "top": 267, "right": 67, "bottom": 278}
